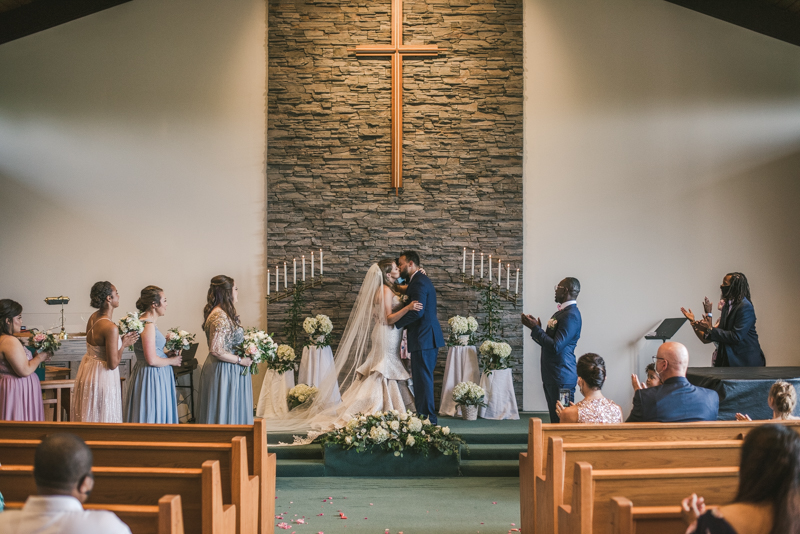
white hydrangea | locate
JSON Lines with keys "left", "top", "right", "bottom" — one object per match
{"left": 277, "top": 344, "right": 296, "bottom": 361}
{"left": 390, "top": 420, "right": 399, "bottom": 431}
{"left": 452, "top": 381, "right": 487, "bottom": 405}
{"left": 466, "top": 316, "right": 479, "bottom": 333}
{"left": 303, "top": 317, "right": 318, "bottom": 335}
{"left": 369, "top": 426, "right": 390, "bottom": 444}
{"left": 315, "top": 314, "right": 333, "bottom": 334}
{"left": 407, "top": 417, "right": 422, "bottom": 433}
{"left": 442, "top": 426, "right": 451, "bottom": 435}
{"left": 448, "top": 315, "right": 469, "bottom": 335}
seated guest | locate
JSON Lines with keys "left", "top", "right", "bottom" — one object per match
{"left": 0, "top": 299, "right": 49, "bottom": 421}
{"left": 685, "top": 272, "right": 765, "bottom": 367}
{"left": 556, "top": 353, "right": 622, "bottom": 423}
{"left": 626, "top": 342, "right": 719, "bottom": 422}
{"left": 682, "top": 424, "right": 800, "bottom": 534}
{"left": 736, "top": 380, "right": 799, "bottom": 422}
{"left": 0, "top": 433, "right": 132, "bottom": 533}
{"left": 630, "top": 362, "right": 662, "bottom": 390}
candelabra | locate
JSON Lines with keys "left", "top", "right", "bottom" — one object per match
{"left": 460, "top": 274, "right": 519, "bottom": 305}
{"left": 266, "top": 277, "right": 324, "bottom": 304}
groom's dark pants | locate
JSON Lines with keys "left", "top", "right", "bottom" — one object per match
{"left": 411, "top": 348, "right": 438, "bottom": 425}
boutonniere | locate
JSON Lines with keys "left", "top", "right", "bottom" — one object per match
{"left": 546, "top": 318, "right": 557, "bottom": 330}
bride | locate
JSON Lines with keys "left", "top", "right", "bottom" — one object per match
{"left": 264, "top": 259, "right": 422, "bottom": 432}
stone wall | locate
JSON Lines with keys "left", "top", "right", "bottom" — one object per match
{"left": 267, "top": 0, "right": 524, "bottom": 407}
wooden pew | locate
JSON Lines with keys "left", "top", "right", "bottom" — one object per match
{"left": 536, "top": 437, "right": 742, "bottom": 534}
{"left": 557, "top": 462, "right": 739, "bottom": 534}
{"left": 0, "top": 419, "right": 276, "bottom": 534}
{"left": 610, "top": 497, "right": 684, "bottom": 534}
{"left": 0, "top": 461, "right": 233, "bottom": 534}
{"left": 3, "top": 494, "right": 185, "bottom": 534}
{"left": 0, "top": 436, "right": 258, "bottom": 534}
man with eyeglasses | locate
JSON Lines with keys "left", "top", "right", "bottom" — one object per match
{"left": 521, "top": 277, "right": 582, "bottom": 423}
{"left": 627, "top": 342, "right": 719, "bottom": 422}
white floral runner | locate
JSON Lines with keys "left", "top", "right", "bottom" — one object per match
{"left": 256, "top": 368, "right": 295, "bottom": 419}
{"left": 439, "top": 345, "right": 480, "bottom": 417}
{"left": 298, "top": 345, "right": 341, "bottom": 406}
{"left": 479, "top": 368, "right": 519, "bottom": 420}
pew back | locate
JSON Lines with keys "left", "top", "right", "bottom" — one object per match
{"left": 610, "top": 497, "right": 683, "bottom": 534}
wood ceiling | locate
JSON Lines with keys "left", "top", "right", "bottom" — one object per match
{"left": 0, "top": 0, "right": 130, "bottom": 45}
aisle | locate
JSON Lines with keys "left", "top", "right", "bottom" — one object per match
{"left": 274, "top": 477, "right": 520, "bottom": 534}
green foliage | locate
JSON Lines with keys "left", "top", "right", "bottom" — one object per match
{"left": 283, "top": 284, "right": 306, "bottom": 356}
{"left": 479, "top": 286, "right": 502, "bottom": 342}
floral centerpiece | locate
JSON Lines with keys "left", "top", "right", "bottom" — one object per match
{"left": 287, "top": 383, "right": 318, "bottom": 409}
{"left": 118, "top": 312, "right": 146, "bottom": 336}
{"left": 164, "top": 328, "right": 196, "bottom": 353}
{"left": 452, "top": 380, "right": 487, "bottom": 421}
{"left": 317, "top": 410, "right": 464, "bottom": 458}
{"left": 302, "top": 314, "right": 333, "bottom": 347}
{"left": 233, "top": 329, "right": 278, "bottom": 375}
{"left": 447, "top": 315, "right": 479, "bottom": 346}
{"left": 479, "top": 340, "right": 514, "bottom": 373}
{"left": 27, "top": 329, "right": 61, "bottom": 355}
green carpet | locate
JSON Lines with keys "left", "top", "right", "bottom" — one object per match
{"left": 275, "top": 477, "right": 520, "bottom": 534}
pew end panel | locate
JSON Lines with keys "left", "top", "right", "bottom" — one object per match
{"left": 159, "top": 494, "right": 185, "bottom": 534}
{"left": 202, "top": 459, "right": 237, "bottom": 534}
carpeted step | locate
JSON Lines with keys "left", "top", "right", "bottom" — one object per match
{"left": 272, "top": 444, "right": 323, "bottom": 460}
{"left": 277, "top": 459, "right": 325, "bottom": 477}
{"left": 460, "top": 460, "right": 520, "bottom": 477}
{"left": 461, "top": 443, "right": 525, "bottom": 461}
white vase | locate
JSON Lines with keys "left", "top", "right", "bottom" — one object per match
{"left": 462, "top": 405, "right": 479, "bottom": 421}
{"left": 458, "top": 335, "right": 470, "bottom": 346}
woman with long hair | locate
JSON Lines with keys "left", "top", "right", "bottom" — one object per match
{"left": 683, "top": 424, "right": 800, "bottom": 534}
{"left": 197, "top": 275, "right": 253, "bottom": 424}
{"left": 124, "top": 286, "right": 182, "bottom": 423}
{"left": 71, "top": 282, "right": 139, "bottom": 422}
{"left": 0, "top": 299, "right": 48, "bottom": 420}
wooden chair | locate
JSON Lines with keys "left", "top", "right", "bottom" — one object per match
{"left": 610, "top": 497, "right": 684, "bottom": 534}
{"left": 40, "top": 379, "right": 74, "bottom": 422}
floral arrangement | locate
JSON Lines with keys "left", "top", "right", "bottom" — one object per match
{"left": 452, "top": 381, "right": 488, "bottom": 407}
{"left": 118, "top": 312, "right": 146, "bottom": 336}
{"left": 27, "top": 329, "right": 61, "bottom": 355}
{"left": 287, "top": 383, "right": 318, "bottom": 409}
{"left": 302, "top": 314, "right": 334, "bottom": 347}
{"left": 479, "top": 340, "right": 514, "bottom": 373}
{"left": 233, "top": 329, "right": 278, "bottom": 375}
{"left": 316, "top": 410, "right": 465, "bottom": 458}
{"left": 164, "top": 328, "right": 195, "bottom": 353}
{"left": 447, "top": 315, "right": 479, "bottom": 346}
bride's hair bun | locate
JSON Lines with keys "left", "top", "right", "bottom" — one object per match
{"left": 770, "top": 380, "right": 797, "bottom": 416}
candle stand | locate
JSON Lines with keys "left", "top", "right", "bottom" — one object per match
{"left": 266, "top": 277, "right": 324, "bottom": 304}
{"left": 460, "top": 274, "right": 519, "bottom": 306}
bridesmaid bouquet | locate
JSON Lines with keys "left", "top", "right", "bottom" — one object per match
{"left": 164, "top": 328, "right": 196, "bottom": 353}
{"left": 479, "top": 340, "right": 514, "bottom": 373}
{"left": 118, "top": 312, "right": 146, "bottom": 336}
{"left": 27, "top": 329, "right": 61, "bottom": 355}
{"left": 234, "top": 329, "right": 278, "bottom": 375}
{"left": 287, "top": 383, "right": 318, "bottom": 409}
{"left": 302, "top": 314, "right": 334, "bottom": 347}
{"left": 446, "top": 315, "right": 479, "bottom": 346}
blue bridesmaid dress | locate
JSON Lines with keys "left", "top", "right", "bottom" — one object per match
{"left": 125, "top": 324, "right": 179, "bottom": 424}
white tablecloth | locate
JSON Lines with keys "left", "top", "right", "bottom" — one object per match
{"left": 479, "top": 368, "right": 519, "bottom": 420}
{"left": 438, "top": 345, "right": 480, "bottom": 417}
{"left": 255, "top": 369, "right": 295, "bottom": 419}
{"left": 298, "top": 345, "right": 341, "bottom": 405}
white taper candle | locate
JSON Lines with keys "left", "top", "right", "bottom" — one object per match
{"left": 320, "top": 249, "right": 323, "bottom": 275}
{"left": 276, "top": 266, "right": 279, "bottom": 292}
{"left": 515, "top": 268, "right": 519, "bottom": 294}
{"left": 480, "top": 253, "right": 484, "bottom": 278}
{"left": 284, "top": 262, "right": 287, "bottom": 289}
{"left": 302, "top": 255, "right": 306, "bottom": 281}
{"left": 488, "top": 255, "right": 492, "bottom": 283}
{"left": 498, "top": 259, "right": 502, "bottom": 287}
{"left": 293, "top": 259, "right": 297, "bottom": 285}
{"left": 462, "top": 247, "right": 466, "bottom": 273}
{"left": 311, "top": 252, "right": 315, "bottom": 278}
{"left": 507, "top": 264, "right": 510, "bottom": 290}
{"left": 267, "top": 271, "right": 270, "bottom": 295}
{"left": 471, "top": 250, "right": 475, "bottom": 277}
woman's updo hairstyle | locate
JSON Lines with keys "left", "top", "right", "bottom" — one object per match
{"left": 136, "top": 286, "right": 163, "bottom": 313}
{"left": 577, "top": 353, "right": 607, "bottom": 390}
{"left": 377, "top": 258, "right": 396, "bottom": 288}
{"left": 89, "top": 281, "right": 114, "bottom": 309}
{"left": 770, "top": 380, "right": 798, "bottom": 418}
{"left": 0, "top": 299, "right": 23, "bottom": 336}
{"left": 203, "top": 275, "right": 239, "bottom": 329}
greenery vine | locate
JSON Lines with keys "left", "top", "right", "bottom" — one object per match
{"left": 282, "top": 285, "right": 306, "bottom": 355}
{"left": 479, "top": 286, "right": 502, "bottom": 342}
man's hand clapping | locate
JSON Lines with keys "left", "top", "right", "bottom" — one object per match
{"left": 520, "top": 314, "right": 541, "bottom": 330}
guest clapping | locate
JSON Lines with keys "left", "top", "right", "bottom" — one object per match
{"left": 125, "top": 286, "right": 182, "bottom": 424}
{"left": 0, "top": 299, "right": 48, "bottom": 421}
{"left": 630, "top": 362, "right": 662, "bottom": 391}
{"left": 682, "top": 424, "right": 800, "bottom": 534}
{"left": 736, "top": 380, "right": 799, "bottom": 422}
{"left": 556, "top": 353, "right": 622, "bottom": 424}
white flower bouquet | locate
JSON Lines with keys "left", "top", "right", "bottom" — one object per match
{"left": 302, "top": 314, "right": 334, "bottom": 347}
{"left": 118, "top": 312, "right": 146, "bottom": 336}
{"left": 27, "top": 329, "right": 61, "bottom": 355}
{"left": 164, "top": 328, "right": 196, "bottom": 353}
{"left": 316, "top": 410, "right": 465, "bottom": 458}
{"left": 287, "top": 383, "right": 318, "bottom": 409}
{"left": 447, "top": 315, "right": 479, "bottom": 346}
{"left": 479, "top": 339, "right": 514, "bottom": 373}
{"left": 452, "top": 381, "right": 488, "bottom": 407}
{"left": 233, "top": 329, "right": 278, "bottom": 375}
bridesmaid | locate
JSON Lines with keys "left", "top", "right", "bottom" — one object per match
{"left": 125, "top": 286, "right": 182, "bottom": 423}
{"left": 0, "top": 299, "right": 48, "bottom": 421}
{"left": 71, "top": 281, "right": 138, "bottom": 423}
{"left": 197, "top": 275, "right": 253, "bottom": 425}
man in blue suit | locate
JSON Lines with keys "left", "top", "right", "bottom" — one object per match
{"left": 395, "top": 251, "right": 445, "bottom": 424}
{"left": 521, "top": 277, "right": 582, "bottom": 423}
{"left": 627, "top": 342, "right": 719, "bottom": 422}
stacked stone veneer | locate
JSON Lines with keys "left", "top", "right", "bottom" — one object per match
{"left": 267, "top": 0, "right": 524, "bottom": 407}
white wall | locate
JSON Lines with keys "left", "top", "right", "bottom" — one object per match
{"left": 523, "top": 0, "right": 800, "bottom": 414}
{"left": 0, "top": 0, "right": 267, "bottom": 398}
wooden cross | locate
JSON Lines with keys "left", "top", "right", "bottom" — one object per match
{"left": 349, "top": 0, "right": 440, "bottom": 195}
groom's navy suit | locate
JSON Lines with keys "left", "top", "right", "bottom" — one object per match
{"left": 394, "top": 271, "right": 445, "bottom": 424}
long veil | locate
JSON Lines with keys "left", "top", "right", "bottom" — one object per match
{"left": 262, "top": 263, "right": 388, "bottom": 433}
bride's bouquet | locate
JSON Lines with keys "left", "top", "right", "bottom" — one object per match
{"left": 27, "top": 329, "right": 61, "bottom": 355}
{"left": 164, "top": 328, "right": 196, "bottom": 353}
{"left": 479, "top": 340, "right": 514, "bottom": 373}
{"left": 447, "top": 315, "right": 479, "bottom": 346}
{"left": 118, "top": 312, "right": 146, "bottom": 336}
{"left": 287, "top": 383, "right": 318, "bottom": 409}
{"left": 303, "top": 314, "right": 333, "bottom": 348}
{"left": 234, "top": 329, "right": 278, "bottom": 375}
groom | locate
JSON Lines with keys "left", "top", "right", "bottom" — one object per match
{"left": 394, "top": 250, "right": 445, "bottom": 424}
